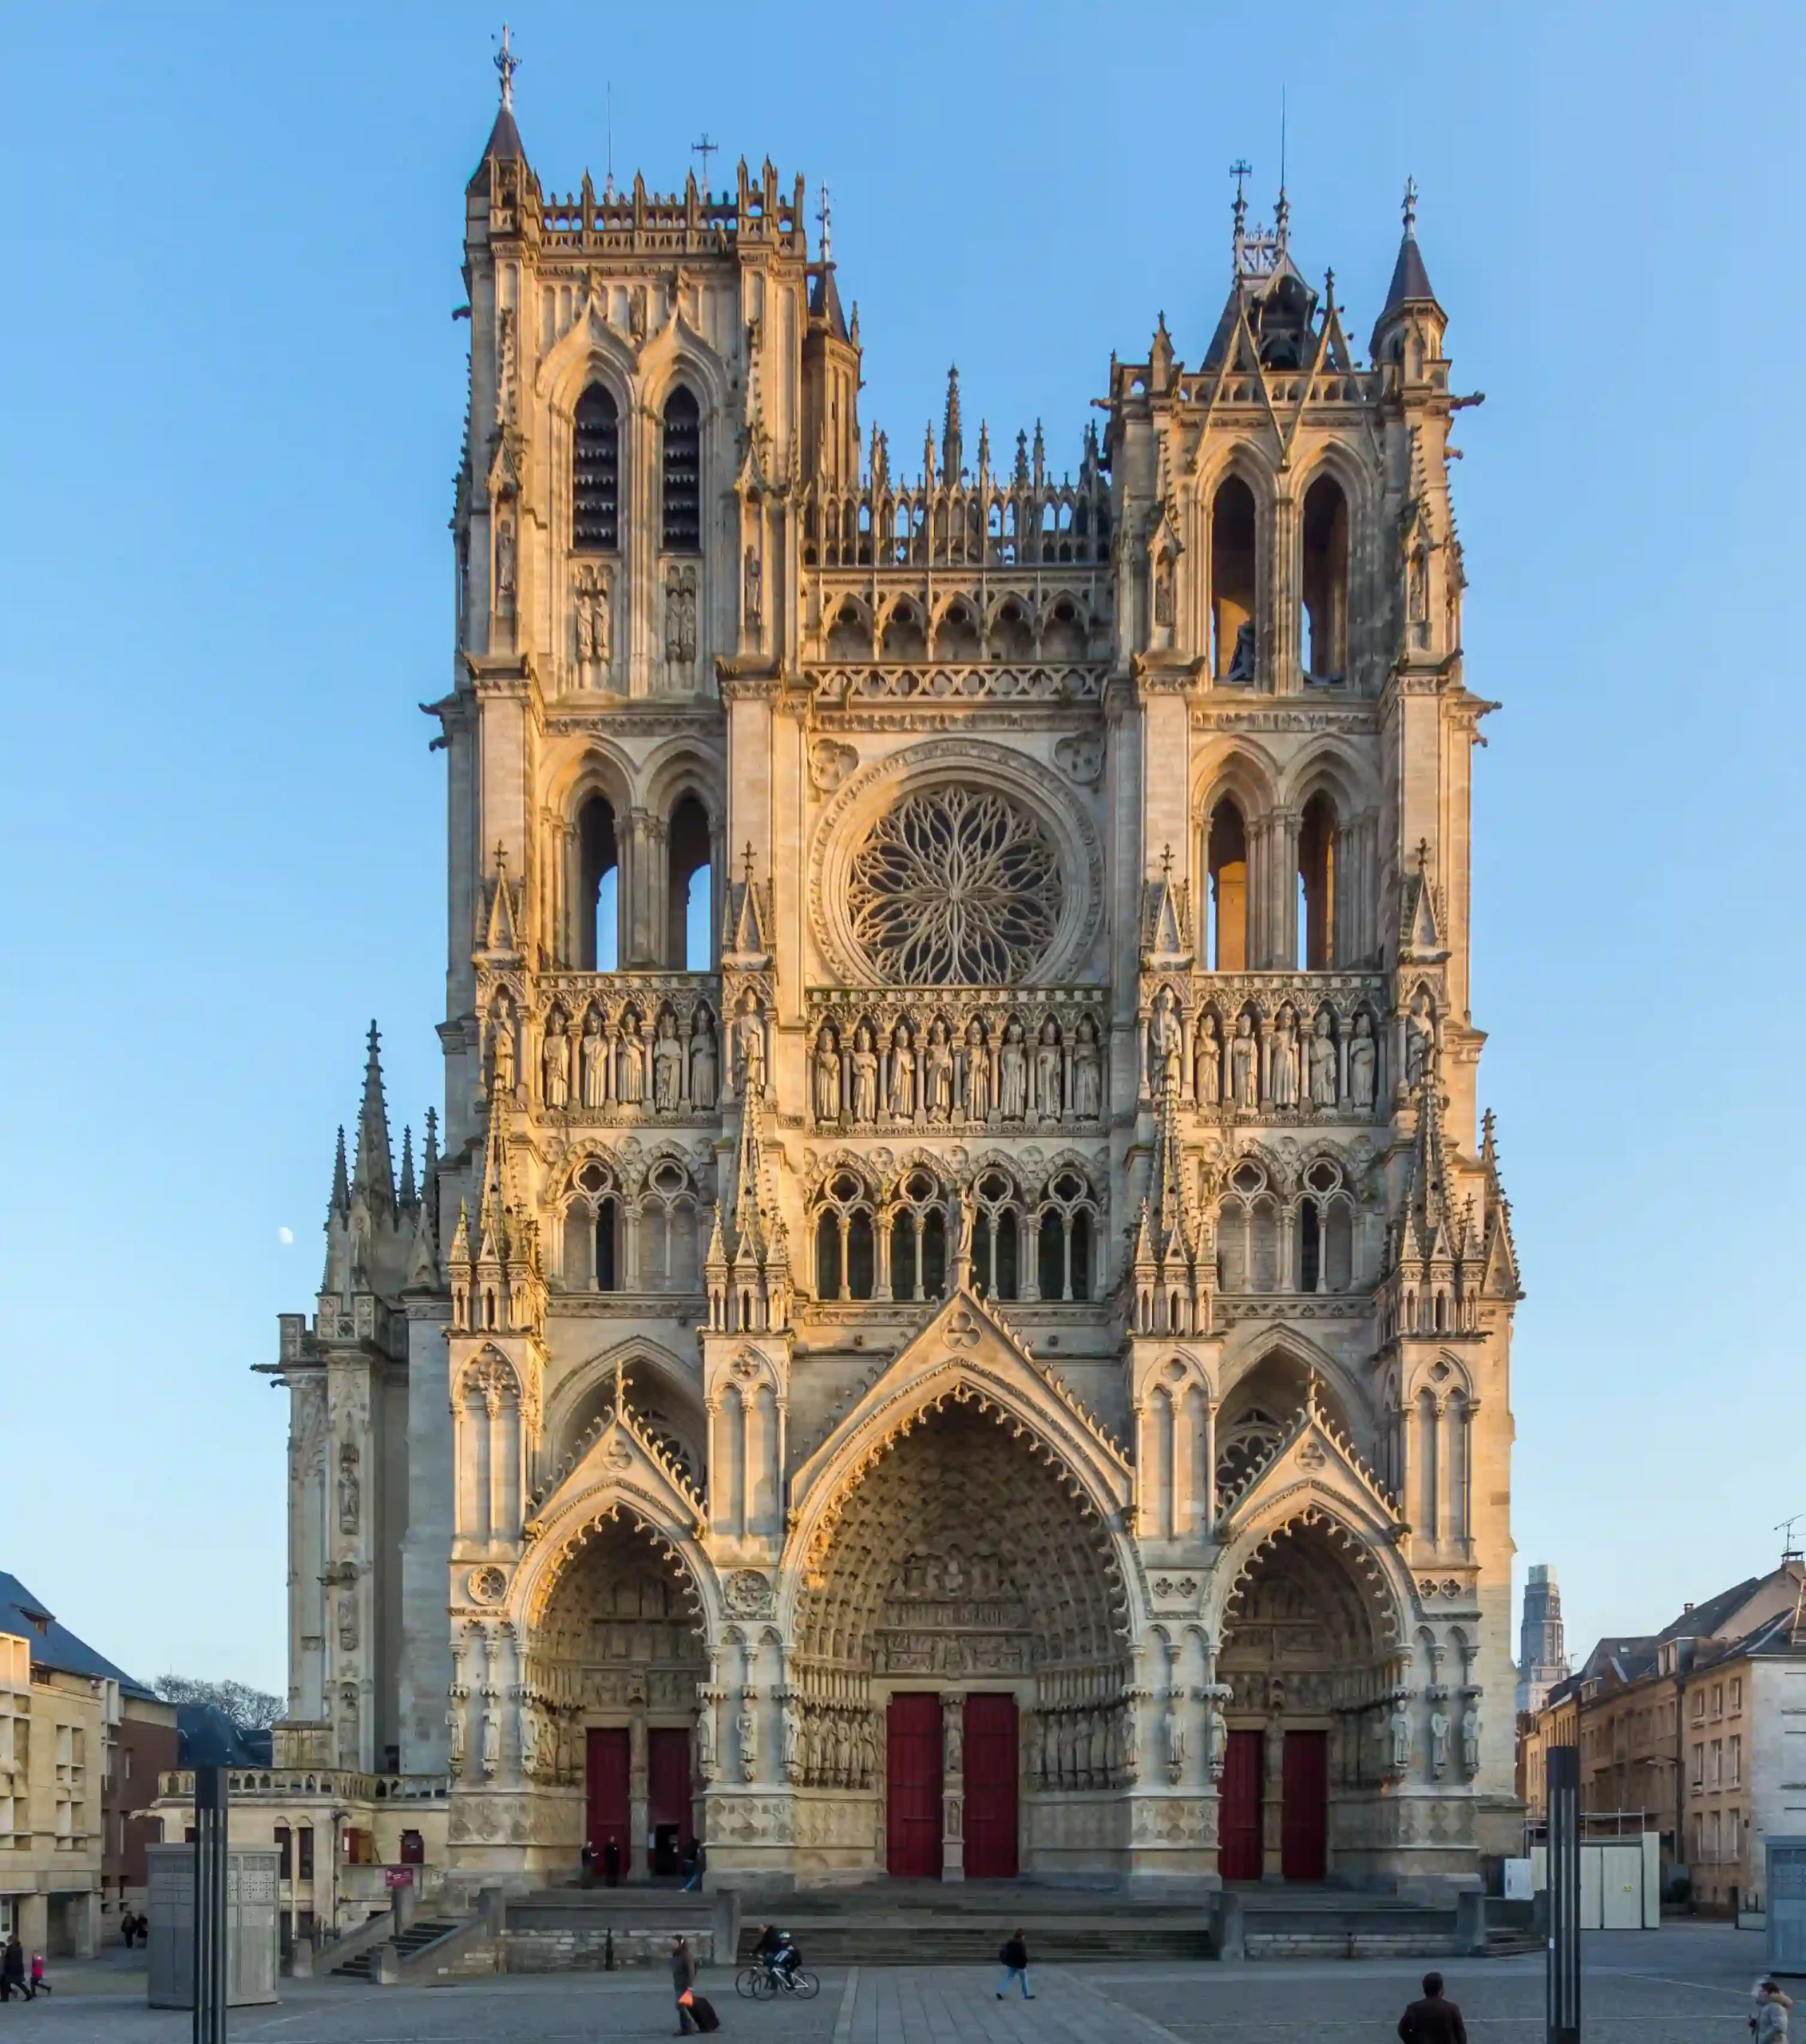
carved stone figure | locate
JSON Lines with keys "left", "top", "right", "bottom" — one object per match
{"left": 446, "top": 1700, "right": 465, "bottom": 1773}
{"left": 943, "top": 1705, "right": 963, "bottom": 1776}
{"left": 520, "top": 1705, "right": 541, "bottom": 1779}
{"left": 580, "top": 1010, "right": 607, "bottom": 1107}
{"left": 782, "top": 1696, "right": 802, "bottom": 1782}
{"left": 924, "top": 1020, "right": 954, "bottom": 1120}
{"left": 1154, "top": 550, "right": 1174, "bottom": 628}
{"left": 653, "top": 1014, "right": 683, "bottom": 1111}
{"left": 736, "top": 993, "right": 766, "bottom": 1099}
{"left": 743, "top": 545, "right": 763, "bottom": 630}
{"left": 961, "top": 1020, "right": 991, "bottom": 1122}
{"left": 665, "top": 564, "right": 698, "bottom": 664}
{"left": 494, "top": 517, "right": 515, "bottom": 597}
{"left": 543, "top": 1018, "right": 571, "bottom": 1109}
{"left": 490, "top": 1009, "right": 516, "bottom": 1098}
{"left": 1459, "top": 1697, "right": 1482, "bottom": 1777}
{"left": 1270, "top": 1004, "right": 1299, "bottom": 1107}
{"left": 850, "top": 1024, "right": 879, "bottom": 1123}
{"left": 814, "top": 1026, "right": 842, "bottom": 1121}
{"left": 338, "top": 1446, "right": 360, "bottom": 1534}
{"left": 1349, "top": 1012, "right": 1377, "bottom": 1109}
{"left": 1405, "top": 992, "right": 1435, "bottom": 1088}
{"left": 1428, "top": 1703, "right": 1452, "bottom": 1779}
{"left": 695, "top": 1703, "right": 715, "bottom": 1782}
{"left": 1231, "top": 1012, "right": 1258, "bottom": 1108}
{"left": 737, "top": 1694, "right": 758, "bottom": 1783}
{"left": 481, "top": 1709, "right": 501, "bottom": 1777}
{"left": 1207, "top": 1696, "right": 1228, "bottom": 1781}
{"left": 1162, "top": 1690, "right": 1186, "bottom": 1785}
{"left": 1226, "top": 618, "right": 1256, "bottom": 680}
{"left": 338, "top": 1590, "right": 358, "bottom": 1652}
{"left": 616, "top": 1014, "right": 647, "bottom": 1104}
{"left": 1194, "top": 1012, "right": 1222, "bottom": 1105}
{"left": 999, "top": 1021, "right": 1028, "bottom": 1119}
{"left": 1034, "top": 1019, "right": 1062, "bottom": 1117}
{"left": 1149, "top": 991, "right": 1182, "bottom": 1097}
{"left": 1388, "top": 1695, "right": 1413, "bottom": 1775}
{"left": 1309, "top": 1010, "right": 1338, "bottom": 1107}
{"left": 690, "top": 1014, "right": 718, "bottom": 1109}
{"left": 1072, "top": 1015, "right": 1103, "bottom": 1117}
{"left": 887, "top": 1022, "right": 916, "bottom": 1119}
{"left": 576, "top": 572, "right": 611, "bottom": 674}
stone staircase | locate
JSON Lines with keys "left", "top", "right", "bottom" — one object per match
{"left": 331, "top": 1919, "right": 464, "bottom": 1979}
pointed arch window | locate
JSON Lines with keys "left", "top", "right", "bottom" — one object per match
{"left": 661, "top": 386, "right": 702, "bottom": 553}
{"left": 573, "top": 385, "right": 620, "bottom": 553}
{"left": 1206, "top": 798, "right": 1250, "bottom": 972}
{"left": 1301, "top": 473, "right": 1349, "bottom": 681}
{"left": 1210, "top": 475, "right": 1257, "bottom": 681}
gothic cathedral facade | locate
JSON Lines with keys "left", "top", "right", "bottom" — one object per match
{"left": 274, "top": 84, "right": 1523, "bottom": 1891}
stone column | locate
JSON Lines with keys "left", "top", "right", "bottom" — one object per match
{"left": 941, "top": 1693, "right": 966, "bottom": 1881}
{"left": 629, "top": 1705, "right": 649, "bottom": 1880}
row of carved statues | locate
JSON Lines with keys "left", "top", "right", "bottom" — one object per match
{"left": 1143, "top": 990, "right": 1436, "bottom": 1114}
{"left": 486, "top": 990, "right": 772, "bottom": 1116}
{"left": 811, "top": 1012, "right": 1105, "bottom": 1127}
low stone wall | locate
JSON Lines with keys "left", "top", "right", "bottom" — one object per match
{"left": 501, "top": 1922, "right": 722, "bottom": 1971}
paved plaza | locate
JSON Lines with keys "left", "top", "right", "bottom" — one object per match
{"left": 13, "top": 1925, "right": 1780, "bottom": 2043}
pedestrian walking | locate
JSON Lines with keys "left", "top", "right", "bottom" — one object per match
{"left": 26, "top": 1955, "right": 48, "bottom": 1998}
{"left": 1753, "top": 1979, "right": 1795, "bottom": 2042}
{"left": 682, "top": 1837, "right": 706, "bottom": 1891}
{"left": 603, "top": 1834, "right": 621, "bottom": 1886}
{"left": 1398, "top": 1971, "right": 1467, "bottom": 2044}
{"left": 996, "top": 1928, "right": 1033, "bottom": 1999}
{"left": 580, "top": 1839, "right": 594, "bottom": 1887}
{"left": 1, "top": 1935, "right": 30, "bottom": 2001}
{"left": 671, "top": 1935, "right": 699, "bottom": 2036}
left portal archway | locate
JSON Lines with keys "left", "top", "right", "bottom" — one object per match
{"left": 529, "top": 1515, "right": 705, "bottom": 1880}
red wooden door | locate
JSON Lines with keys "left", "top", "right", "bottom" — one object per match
{"left": 1281, "top": 1729, "right": 1328, "bottom": 1881}
{"left": 648, "top": 1727, "right": 691, "bottom": 1875}
{"left": 1219, "top": 1729, "right": 1264, "bottom": 1880}
{"left": 886, "top": 1693, "right": 943, "bottom": 1878}
{"left": 962, "top": 1694, "right": 1018, "bottom": 1879}
{"left": 586, "top": 1728, "right": 631, "bottom": 1868}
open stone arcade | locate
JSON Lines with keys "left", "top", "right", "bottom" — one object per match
{"left": 266, "top": 74, "right": 1520, "bottom": 1899}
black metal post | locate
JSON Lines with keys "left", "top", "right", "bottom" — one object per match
{"left": 193, "top": 1766, "right": 228, "bottom": 2044}
{"left": 1547, "top": 1744, "right": 1581, "bottom": 2044}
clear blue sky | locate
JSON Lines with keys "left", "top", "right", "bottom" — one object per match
{"left": 3, "top": 2, "right": 1801, "bottom": 1696}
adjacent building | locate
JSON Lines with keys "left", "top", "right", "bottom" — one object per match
{"left": 0, "top": 1574, "right": 175, "bottom": 1952}
{"left": 262, "top": 63, "right": 1524, "bottom": 1894}
{"left": 1516, "top": 1564, "right": 1568, "bottom": 1717}
{"left": 1517, "top": 1558, "right": 1806, "bottom": 1912}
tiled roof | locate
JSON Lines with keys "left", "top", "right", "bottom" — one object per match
{"left": 0, "top": 1572, "right": 155, "bottom": 1699}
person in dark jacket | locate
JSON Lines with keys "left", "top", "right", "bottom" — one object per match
{"left": 671, "top": 1936, "right": 699, "bottom": 2035}
{"left": 1399, "top": 1972, "right": 1467, "bottom": 2044}
{"left": 1, "top": 1935, "right": 30, "bottom": 2001}
{"left": 996, "top": 1929, "right": 1033, "bottom": 1999}
{"left": 603, "top": 1835, "right": 621, "bottom": 1886}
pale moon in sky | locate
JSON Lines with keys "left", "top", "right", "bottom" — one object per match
{"left": 277, "top": 1226, "right": 295, "bottom": 1246}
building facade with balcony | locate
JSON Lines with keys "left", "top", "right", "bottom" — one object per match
{"left": 264, "top": 61, "right": 1522, "bottom": 1891}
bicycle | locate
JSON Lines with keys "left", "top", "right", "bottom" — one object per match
{"left": 735, "top": 1960, "right": 819, "bottom": 2000}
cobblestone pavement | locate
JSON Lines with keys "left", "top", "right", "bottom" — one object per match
{"left": 18, "top": 1923, "right": 1778, "bottom": 2044}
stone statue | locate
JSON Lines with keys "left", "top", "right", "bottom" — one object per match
{"left": 887, "top": 1022, "right": 916, "bottom": 1119}
{"left": 338, "top": 1447, "right": 360, "bottom": 1534}
{"left": 542, "top": 1019, "right": 571, "bottom": 1110}
{"left": 782, "top": 1697, "right": 802, "bottom": 1782}
{"left": 999, "top": 1021, "right": 1028, "bottom": 1119}
{"left": 1025, "top": 1711, "right": 1044, "bottom": 1786}
{"left": 695, "top": 1704, "right": 715, "bottom": 1782}
{"left": 1405, "top": 992, "right": 1435, "bottom": 1088}
{"left": 737, "top": 1694, "right": 758, "bottom": 1783}
{"left": 481, "top": 1709, "right": 501, "bottom": 1778}
{"left": 736, "top": 993, "right": 766, "bottom": 1099}
{"left": 691, "top": 1014, "right": 718, "bottom": 1109}
{"left": 446, "top": 1701, "right": 465, "bottom": 1773}
{"left": 1388, "top": 1695, "right": 1413, "bottom": 1776}
{"left": 850, "top": 1024, "right": 879, "bottom": 1123}
{"left": 1349, "top": 1012, "right": 1377, "bottom": 1109}
{"left": 653, "top": 1013, "right": 683, "bottom": 1111}
{"left": 924, "top": 1020, "right": 954, "bottom": 1121}
{"left": 666, "top": 565, "right": 698, "bottom": 664}
{"left": 1071, "top": 1015, "right": 1103, "bottom": 1118}
{"left": 1459, "top": 1698, "right": 1482, "bottom": 1777}
{"left": 744, "top": 545, "right": 763, "bottom": 630}
{"left": 580, "top": 1010, "right": 607, "bottom": 1108}
{"left": 814, "top": 1027, "right": 842, "bottom": 1122}
{"left": 616, "top": 1013, "right": 647, "bottom": 1104}
{"left": 1230, "top": 1012, "right": 1258, "bottom": 1108}
{"left": 1162, "top": 1690, "right": 1186, "bottom": 1785}
{"left": 1148, "top": 991, "right": 1182, "bottom": 1097}
{"left": 1270, "top": 1004, "right": 1299, "bottom": 1107}
{"left": 490, "top": 1010, "right": 516, "bottom": 1098}
{"left": 961, "top": 1020, "right": 991, "bottom": 1122}
{"left": 944, "top": 1709, "right": 963, "bottom": 1776}
{"left": 494, "top": 517, "right": 515, "bottom": 596}
{"left": 1428, "top": 1704, "right": 1452, "bottom": 1779}
{"left": 521, "top": 1705, "right": 542, "bottom": 1779}
{"left": 1194, "top": 1012, "right": 1222, "bottom": 1106}
{"left": 1154, "top": 551, "right": 1174, "bottom": 628}
{"left": 1033, "top": 1019, "right": 1063, "bottom": 1117}
{"left": 1308, "top": 1010, "right": 1338, "bottom": 1107}
{"left": 586, "top": 579, "right": 611, "bottom": 668}
{"left": 338, "top": 1590, "right": 358, "bottom": 1652}
{"left": 1207, "top": 1697, "right": 1228, "bottom": 1781}
{"left": 1226, "top": 618, "right": 1255, "bottom": 681}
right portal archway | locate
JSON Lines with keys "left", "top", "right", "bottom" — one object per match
{"left": 1217, "top": 1512, "right": 1402, "bottom": 1882}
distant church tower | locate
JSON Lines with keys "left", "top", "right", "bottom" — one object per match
{"left": 269, "top": 57, "right": 1524, "bottom": 1891}
{"left": 1517, "top": 1564, "right": 1569, "bottom": 1715}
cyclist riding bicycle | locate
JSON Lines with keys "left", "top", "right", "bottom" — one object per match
{"left": 753, "top": 1923, "right": 802, "bottom": 1983}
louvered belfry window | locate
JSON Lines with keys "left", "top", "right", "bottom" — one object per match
{"left": 573, "top": 384, "right": 620, "bottom": 552}
{"left": 662, "top": 386, "right": 701, "bottom": 553}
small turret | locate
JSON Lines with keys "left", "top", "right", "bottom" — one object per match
{"left": 467, "top": 26, "right": 530, "bottom": 195}
{"left": 1371, "top": 177, "right": 1447, "bottom": 367}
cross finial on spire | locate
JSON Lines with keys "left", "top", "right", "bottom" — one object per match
{"left": 1403, "top": 175, "right": 1419, "bottom": 235}
{"left": 742, "top": 840, "right": 755, "bottom": 883}
{"left": 1160, "top": 843, "right": 1174, "bottom": 879}
{"left": 1230, "top": 157, "right": 1253, "bottom": 239}
{"left": 815, "top": 181, "right": 832, "bottom": 263}
{"left": 493, "top": 23, "right": 519, "bottom": 110}
{"left": 692, "top": 132, "right": 719, "bottom": 194}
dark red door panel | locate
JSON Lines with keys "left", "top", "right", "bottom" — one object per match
{"left": 886, "top": 1693, "right": 943, "bottom": 1878}
{"left": 963, "top": 1694, "right": 1018, "bottom": 1878}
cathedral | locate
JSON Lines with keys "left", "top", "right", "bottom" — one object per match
{"left": 271, "top": 61, "right": 1523, "bottom": 1895}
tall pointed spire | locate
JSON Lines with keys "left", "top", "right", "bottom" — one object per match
{"left": 329, "top": 1125, "right": 350, "bottom": 1218}
{"left": 469, "top": 27, "right": 529, "bottom": 192}
{"left": 941, "top": 365, "right": 963, "bottom": 481}
{"left": 351, "top": 1022, "right": 395, "bottom": 1215}
{"left": 398, "top": 1124, "right": 418, "bottom": 1211}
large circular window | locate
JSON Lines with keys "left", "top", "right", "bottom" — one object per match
{"left": 846, "top": 782, "right": 1063, "bottom": 985}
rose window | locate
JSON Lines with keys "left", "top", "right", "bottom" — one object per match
{"left": 846, "top": 783, "right": 1062, "bottom": 984}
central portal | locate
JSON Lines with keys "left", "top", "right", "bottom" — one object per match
{"left": 885, "top": 1690, "right": 1020, "bottom": 1879}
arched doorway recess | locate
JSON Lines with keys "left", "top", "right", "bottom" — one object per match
{"left": 1216, "top": 1511, "right": 1403, "bottom": 1883}
{"left": 528, "top": 1515, "right": 706, "bottom": 1880}
{"left": 791, "top": 1397, "right": 1130, "bottom": 1880}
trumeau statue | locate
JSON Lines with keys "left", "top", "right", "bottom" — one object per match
{"left": 281, "top": 149, "right": 1516, "bottom": 1894}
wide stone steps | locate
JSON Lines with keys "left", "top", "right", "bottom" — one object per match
{"left": 735, "top": 1919, "right": 1213, "bottom": 1965}
{"left": 331, "top": 1919, "right": 463, "bottom": 1979}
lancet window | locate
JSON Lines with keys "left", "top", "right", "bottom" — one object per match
{"left": 888, "top": 1168, "right": 948, "bottom": 1303}
{"left": 1033, "top": 1168, "right": 1097, "bottom": 1302}
{"left": 1297, "top": 1156, "right": 1356, "bottom": 1293}
{"left": 576, "top": 794, "right": 620, "bottom": 972}
{"left": 1216, "top": 1159, "right": 1281, "bottom": 1293}
{"left": 1301, "top": 473, "right": 1349, "bottom": 682}
{"left": 1206, "top": 798, "right": 1250, "bottom": 972}
{"left": 1297, "top": 791, "right": 1337, "bottom": 970}
{"left": 573, "top": 384, "right": 620, "bottom": 553}
{"left": 660, "top": 386, "right": 701, "bottom": 553}
{"left": 969, "top": 1168, "right": 1023, "bottom": 1301}
{"left": 666, "top": 794, "right": 714, "bottom": 969}
{"left": 814, "top": 1170, "right": 877, "bottom": 1301}
{"left": 1210, "top": 475, "right": 1257, "bottom": 681}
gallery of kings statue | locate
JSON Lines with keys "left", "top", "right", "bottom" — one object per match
{"left": 264, "top": 74, "right": 1524, "bottom": 1901}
